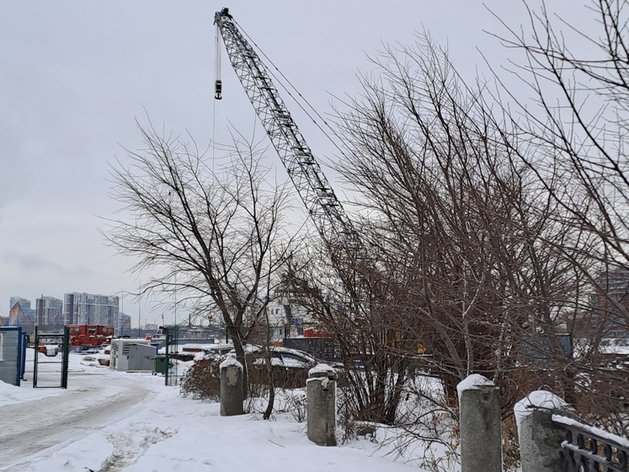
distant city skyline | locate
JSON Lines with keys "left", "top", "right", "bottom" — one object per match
{"left": 4, "top": 288, "right": 180, "bottom": 330}
{"left": 5, "top": 292, "right": 133, "bottom": 333}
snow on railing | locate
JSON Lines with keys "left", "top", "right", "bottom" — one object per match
{"left": 552, "top": 414, "right": 629, "bottom": 471}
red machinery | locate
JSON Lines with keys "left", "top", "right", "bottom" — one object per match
{"left": 67, "top": 325, "right": 114, "bottom": 348}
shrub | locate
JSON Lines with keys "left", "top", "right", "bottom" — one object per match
{"left": 180, "top": 356, "right": 223, "bottom": 401}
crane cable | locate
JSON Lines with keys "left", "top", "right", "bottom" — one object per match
{"left": 212, "top": 23, "right": 223, "bottom": 169}
{"left": 231, "top": 18, "right": 349, "bottom": 163}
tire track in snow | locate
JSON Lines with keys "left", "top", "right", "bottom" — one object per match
{"left": 0, "top": 372, "right": 155, "bottom": 471}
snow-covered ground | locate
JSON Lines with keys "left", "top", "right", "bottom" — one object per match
{"left": 0, "top": 350, "right": 429, "bottom": 472}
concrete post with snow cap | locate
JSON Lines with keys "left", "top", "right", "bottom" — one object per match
{"left": 220, "top": 357, "right": 244, "bottom": 416}
{"left": 515, "top": 391, "right": 577, "bottom": 472}
{"left": 307, "top": 363, "right": 337, "bottom": 446}
{"left": 457, "top": 374, "right": 502, "bottom": 472}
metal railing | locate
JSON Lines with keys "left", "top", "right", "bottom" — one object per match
{"left": 553, "top": 414, "right": 629, "bottom": 472}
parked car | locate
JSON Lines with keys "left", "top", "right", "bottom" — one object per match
{"left": 200, "top": 344, "right": 234, "bottom": 357}
{"left": 255, "top": 346, "right": 316, "bottom": 369}
{"left": 228, "top": 345, "right": 319, "bottom": 388}
{"left": 37, "top": 344, "right": 59, "bottom": 357}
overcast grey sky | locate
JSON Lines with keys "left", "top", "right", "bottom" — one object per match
{"left": 0, "top": 0, "right": 578, "bottom": 326}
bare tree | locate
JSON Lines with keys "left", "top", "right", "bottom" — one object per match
{"left": 325, "top": 0, "right": 629, "bottom": 439}
{"left": 283, "top": 243, "right": 413, "bottom": 426}
{"left": 493, "top": 0, "right": 629, "bottom": 326}
{"left": 316, "top": 37, "right": 599, "bottom": 445}
{"left": 489, "top": 0, "right": 629, "bottom": 431}
{"left": 105, "top": 123, "right": 294, "bottom": 390}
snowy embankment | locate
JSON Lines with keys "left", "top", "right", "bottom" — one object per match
{"left": 0, "top": 350, "right": 428, "bottom": 472}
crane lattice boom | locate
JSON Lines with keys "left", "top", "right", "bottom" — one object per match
{"left": 214, "top": 8, "right": 360, "bottom": 258}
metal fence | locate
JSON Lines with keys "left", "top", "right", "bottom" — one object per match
{"left": 462, "top": 377, "right": 629, "bottom": 472}
{"left": 553, "top": 415, "right": 629, "bottom": 472}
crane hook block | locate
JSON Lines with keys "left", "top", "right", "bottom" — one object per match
{"left": 215, "top": 79, "right": 222, "bottom": 100}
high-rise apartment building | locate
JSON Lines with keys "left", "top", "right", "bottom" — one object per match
{"left": 9, "top": 297, "right": 35, "bottom": 319}
{"left": 63, "top": 293, "right": 120, "bottom": 327}
{"left": 35, "top": 296, "right": 64, "bottom": 331}
{"left": 8, "top": 297, "right": 36, "bottom": 334}
{"left": 591, "top": 267, "right": 629, "bottom": 336}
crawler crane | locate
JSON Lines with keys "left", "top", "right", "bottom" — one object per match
{"left": 213, "top": 12, "right": 425, "bottom": 412}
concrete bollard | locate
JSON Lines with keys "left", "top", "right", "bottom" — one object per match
{"left": 307, "top": 363, "right": 337, "bottom": 446}
{"left": 220, "top": 358, "right": 244, "bottom": 416}
{"left": 515, "top": 391, "right": 576, "bottom": 472}
{"left": 457, "top": 374, "right": 502, "bottom": 472}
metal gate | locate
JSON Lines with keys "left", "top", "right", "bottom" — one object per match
{"left": 33, "top": 326, "right": 70, "bottom": 388}
{"left": 164, "top": 326, "right": 179, "bottom": 386}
